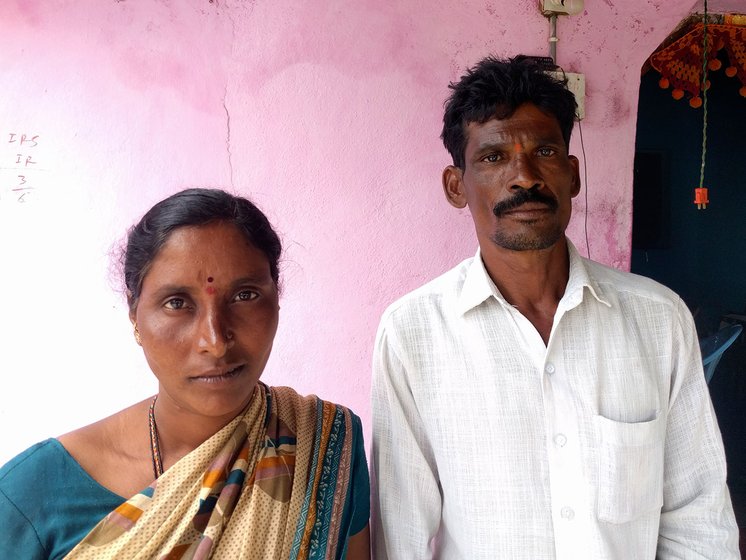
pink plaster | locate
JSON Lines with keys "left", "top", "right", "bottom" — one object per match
{"left": 705, "top": 0, "right": 745, "bottom": 11}
{"left": 0, "top": 0, "right": 710, "bottom": 460}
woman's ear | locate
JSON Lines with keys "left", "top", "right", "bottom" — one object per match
{"left": 443, "top": 166, "right": 467, "bottom": 209}
{"left": 127, "top": 292, "right": 137, "bottom": 325}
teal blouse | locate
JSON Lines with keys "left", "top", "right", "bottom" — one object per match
{"left": 0, "top": 421, "right": 369, "bottom": 559}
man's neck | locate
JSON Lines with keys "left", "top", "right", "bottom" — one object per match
{"left": 480, "top": 238, "right": 571, "bottom": 344}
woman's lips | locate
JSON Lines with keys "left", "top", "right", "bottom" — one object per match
{"left": 189, "top": 364, "right": 245, "bottom": 383}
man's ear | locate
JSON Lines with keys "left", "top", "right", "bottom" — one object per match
{"left": 443, "top": 166, "right": 467, "bottom": 209}
{"left": 568, "top": 155, "right": 581, "bottom": 198}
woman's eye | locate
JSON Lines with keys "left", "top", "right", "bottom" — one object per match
{"left": 234, "top": 290, "right": 258, "bottom": 302}
{"left": 164, "top": 297, "right": 186, "bottom": 310}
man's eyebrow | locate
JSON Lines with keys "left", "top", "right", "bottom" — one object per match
{"left": 473, "top": 139, "right": 508, "bottom": 152}
{"left": 473, "top": 137, "right": 562, "bottom": 153}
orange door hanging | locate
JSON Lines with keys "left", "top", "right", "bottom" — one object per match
{"left": 695, "top": 187, "right": 709, "bottom": 209}
{"left": 696, "top": 0, "right": 710, "bottom": 209}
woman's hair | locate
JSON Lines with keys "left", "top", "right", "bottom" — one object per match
{"left": 124, "top": 188, "right": 282, "bottom": 311}
{"left": 441, "top": 54, "right": 578, "bottom": 169}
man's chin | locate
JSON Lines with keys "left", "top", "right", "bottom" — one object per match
{"left": 489, "top": 231, "right": 563, "bottom": 252}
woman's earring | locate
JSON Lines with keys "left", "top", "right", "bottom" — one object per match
{"left": 134, "top": 324, "right": 142, "bottom": 346}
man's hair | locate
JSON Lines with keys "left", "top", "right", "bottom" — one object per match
{"left": 441, "top": 55, "right": 578, "bottom": 169}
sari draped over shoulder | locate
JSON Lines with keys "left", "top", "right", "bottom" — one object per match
{"left": 64, "top": 383, "right": 357, "bottom": 560}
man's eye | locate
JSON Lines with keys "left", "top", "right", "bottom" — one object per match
{"left": 234, "top": 290, "right": 258, "bottom": 302}
{"left": 483, "top": 154, "right": 501, "bottom": 163}
{"left": 537, "top": 147, "right": 556, "bottom": 157}
{"left": 165, "top": 298, "right": 185, "bottom": 310}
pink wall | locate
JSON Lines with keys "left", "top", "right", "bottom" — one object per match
{"left": 705, "top": 0, "right": 745, "bottom": 11}
{"left": 0, "top": 0, "right": 702, "bottom": 460}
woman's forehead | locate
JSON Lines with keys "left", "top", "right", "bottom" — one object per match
{"left": 144, "top": 223, "right": 269, "bottom": 283}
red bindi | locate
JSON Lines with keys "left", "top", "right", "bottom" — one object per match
{"left": 207, "top": 277, "right": 214, "bottom": 283}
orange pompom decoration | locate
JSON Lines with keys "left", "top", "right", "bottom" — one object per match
{"left": 704, "top": 80, "right": 711, "bottom": 91}
{"left": 689, "top": 96, "right": 703, "bottom": 108}
{"left": 672, "top": 89, "right": 685, "bottom": 100}
{"left": 708, "top": 59, "right": 722, "bottom": 71}
{"left": 740, "top": 86, "right": 746, "bottom": 98}
{"left": 726, "top": 66, "right": 738, "bottom": 78}
{"left": 658, "top": 76, "right": 670, "bottom": 89}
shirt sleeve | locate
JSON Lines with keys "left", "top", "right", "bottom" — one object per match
{"left": 0, "top": 488, "right": 46, "bottom": 560}
{"left": 656, "top": 298, "right": 740, "bottom": 558}
{"left": 348, "top": 413, "right": 370, "bottom": 536}
{"left": 371, "top": 316, "right": 442, "bottom": 560}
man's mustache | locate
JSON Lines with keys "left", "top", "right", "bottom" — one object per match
{"left": 492, "top": 188, "right": 558, "bottom": 217}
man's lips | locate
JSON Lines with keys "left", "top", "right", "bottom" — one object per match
{"left": 501, "top": 203, "right": 554, "bottom": 216}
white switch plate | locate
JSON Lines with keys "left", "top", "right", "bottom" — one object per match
{"left": 541, "top": 0, "right": 584, "bottom": 15}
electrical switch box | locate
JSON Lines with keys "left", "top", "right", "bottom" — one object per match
{"left": 541, "top": 0, "right": 584, "bottom": 16}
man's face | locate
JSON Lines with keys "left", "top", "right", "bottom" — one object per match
{"left": 443, "top": 103, "right": 580, "bottom": 253}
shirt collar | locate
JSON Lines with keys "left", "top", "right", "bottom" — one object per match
{"left": 457, "top": 239, "right": 611, "bottom": 316}
{"left": 456, "top": 247, "right": 497, "bottom": 315}
{"left": 563, "top": 240, "right": 611, "bottom": 310}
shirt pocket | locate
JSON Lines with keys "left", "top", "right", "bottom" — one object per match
{"left": 594, "top": 413, "right": 665, "bottom": 524}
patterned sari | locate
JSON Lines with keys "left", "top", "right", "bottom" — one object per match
{"left": 64, "top": 383, "right": 356, "bottom": 560}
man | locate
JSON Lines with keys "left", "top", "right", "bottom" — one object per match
{"left": 371, "top": 55, "right": 739, "bottom": 559}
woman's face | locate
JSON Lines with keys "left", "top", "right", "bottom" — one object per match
{"left": 131, "top": 221, "right": 279, "bottom": 420}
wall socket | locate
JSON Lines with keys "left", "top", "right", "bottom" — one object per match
{"left": 548, "top": 71, "right": 585, "bottom": 120}
{"left": 541, "top": 0, "right": 584, "bottom": 16}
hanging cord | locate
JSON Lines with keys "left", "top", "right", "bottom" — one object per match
{"left": 699, "top": 0, "right": 709, "bottom": 191}
{"left": 578, "top": 120, "right": 590, "bottom": 258}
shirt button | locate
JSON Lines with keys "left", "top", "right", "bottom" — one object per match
{"left": 553, "top": 433, "right": 567, "bottom": 447}
{"left": 545, "top": 363, "right": 556, "bottom": 374}
{"left": 560, "top": 506, "right": 575, "bottom": 520}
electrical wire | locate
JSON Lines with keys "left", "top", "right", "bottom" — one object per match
{"left": 578, "top": 119, "right": 590, "bottom": 258}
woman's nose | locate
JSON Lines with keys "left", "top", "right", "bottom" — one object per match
{"left": 197, "top": 308, "right": 234, "bottom": 357}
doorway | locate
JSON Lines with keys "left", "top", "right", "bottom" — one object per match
{"left": 630, "top": 11, "right": 746, "bottom": 545}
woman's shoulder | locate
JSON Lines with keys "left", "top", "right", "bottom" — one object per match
{"left": 57, "top": 417, "right": 114, "bottom": 467}
{"left": 0, "top": 437, "right": 125, "bottom": 560}
{"left": 269, "top": 385, "right": 358, "bottom": 414}
{"left": 57, "top": 399, "right": 154, "bottom": 499}
{"left": 0, "top": 438, "right": 121, "bottom": 501}
{"left": 268, "top": 385, "right": 363, "bottom": 431}
{"left": 0, "top": 440, "right": 65, "bottom": 559}
{"left": 0, "top": 438, "right": 67, "bottom": 484}
{"left": 57, "top": 400, "right": 145, "bottom": 452}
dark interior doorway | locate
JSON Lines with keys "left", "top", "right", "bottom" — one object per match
{"left": 631, "top": 12, "right": 746, "bottom": 548}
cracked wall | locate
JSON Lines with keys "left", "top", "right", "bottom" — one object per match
{"left": 0, "top": 0, "right": 698, "bottom": 460}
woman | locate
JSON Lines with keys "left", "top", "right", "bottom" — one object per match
{"left": 0, "top": 188, "right": 370, "bottom": 559}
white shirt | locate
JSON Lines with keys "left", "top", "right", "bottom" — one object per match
{"left": 371, "top": 242, "right": 739, "bottom": 560}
